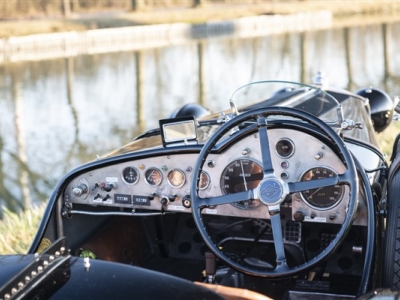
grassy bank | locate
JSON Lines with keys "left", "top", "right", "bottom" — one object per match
{"left": 1, "top": 1, "right": 400, "bottom": 38}
{"left": 0, "top": 203, "right": 45, "bottom": 254}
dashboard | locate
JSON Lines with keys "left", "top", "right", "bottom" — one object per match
{"left": 63, "top": 128, "right": 368, "bottom": 226}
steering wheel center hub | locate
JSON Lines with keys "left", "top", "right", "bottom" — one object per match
{"left": 259, "top": 178, "right": 284, "bottom": 205}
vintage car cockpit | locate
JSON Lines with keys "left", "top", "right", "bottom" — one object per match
{"left": 5, "top": 80, "right": 398, "bottom": 299}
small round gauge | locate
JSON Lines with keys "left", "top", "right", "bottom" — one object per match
{"left": 199, "top": 171, "right": 210, "bottom": 190}
{"left": 122, "top": 167, "right": 139, "bottom": 184}
{"left": 300, "top": 167, "right": 343, "bottom": 209}
{"left": 145, "top": 167, "right": 163, "bottom": 186}
{"left": 167, "top": 169, "right": 186, "bottom": 188}
{"left": 275, "top": 138, "right": 295, "bottom": 158}
{"left": 220, "top": 158, "right": 263, "bottom": 209}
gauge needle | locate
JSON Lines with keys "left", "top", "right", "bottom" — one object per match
{"left": 240, "top": 160, "right": 248, "bottom": 191}
{"left": 308, "top": 187, "right": 322, "bottom": 198}
{"left": 147, "top": 170, "right": 155, "bottom": 180}
{"left": 171, "top": 173, "right": 179, "bottom": 185}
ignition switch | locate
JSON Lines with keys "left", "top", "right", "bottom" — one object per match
{"left": 73, "top": 184, "right": 88, "bottom": 197}
{"left": 72, "top": 178, "right": 89, "bottom": 199}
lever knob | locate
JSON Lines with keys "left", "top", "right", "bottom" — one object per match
{"left": 160, "top": 196, "right": 169, "bottom": 205}
{"left": 168, "top": 194, "right": 178, "bottom": 202}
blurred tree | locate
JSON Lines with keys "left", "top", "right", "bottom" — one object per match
{"left": 132, "top": 0, "right": 146, "bottom": 11}
{"left": 62, "top": 0, "right": 71, "bottom": 17}
{"left": 194, "top": 0, "right": 207, "bottom": 7}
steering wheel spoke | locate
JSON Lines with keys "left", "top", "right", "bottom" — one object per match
{"left": 269, "top": 212, "right": 287, "bottom": 266}
{"left": 194, "top": 190, "right": 255, "bottom": 208}
{"left": 288, "top": 171, "right": 350, "bottom": 194}
{"left": 257, "top": 117, "right": 274, "bottom": 175}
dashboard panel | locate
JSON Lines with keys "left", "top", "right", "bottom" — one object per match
{"left": 63, "top": 128, "right": 367, "bottom": 226}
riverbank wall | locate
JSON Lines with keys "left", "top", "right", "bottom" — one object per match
{"left": 0, "top": 10, "right": 332, "bottom": 63}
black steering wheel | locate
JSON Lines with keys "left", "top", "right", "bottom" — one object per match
{"left": 190, "top": 106, "right": 358, "bottom": 278}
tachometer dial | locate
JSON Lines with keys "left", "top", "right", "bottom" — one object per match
{"left": 167, "top": 169, "right": 186, "bottom": 188}
{"left": 145, "top": 167, "right": 162, "bottom": 186}
{"left": 122, "top": 167, "right": 139, "bottom": 184}
{"left": 220, "top": 158, "right": 263, "bottom": 209}
{"left": 300, "top": 167, "right": 343, "bottom": 209}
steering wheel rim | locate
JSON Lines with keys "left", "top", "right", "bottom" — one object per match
{"left": 190, "top": 106, "right": 358, "bottom": 278}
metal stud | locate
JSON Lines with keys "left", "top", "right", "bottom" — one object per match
{"left": 242, "top": 148, "right": 250, "bottom": 155}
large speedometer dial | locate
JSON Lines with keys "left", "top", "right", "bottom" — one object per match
{"left": 220, "top": 158, "right": 263, "bottom": 209}
{"left": 300, "top": 167, "right": 343, "bottom": 209}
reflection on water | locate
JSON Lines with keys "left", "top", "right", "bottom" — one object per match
{"left": 0, "top": 21, "right": 399, "bottom": 212}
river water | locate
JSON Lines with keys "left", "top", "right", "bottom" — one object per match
{"left": 0, "top": 20, "right": 399, "bottom": 211}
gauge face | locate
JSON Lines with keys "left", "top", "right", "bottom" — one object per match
{"left": 300, "top": 167, "right": 343, "bottom": 209}
{"left": 167, "top": 169, "right": 186, "bottom": 188}
{"left": 220, "top": 159, "right": 263, "bottom": 209}
{"left": 199, "top": 171, "right": 210, "bottom": 190}
{"left": 144, "top": 167, "right": 163, "bottom": 186}
{"left": 122, "top": 167, "right": 139, "bottom": 184}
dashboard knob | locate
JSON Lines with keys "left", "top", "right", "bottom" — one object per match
{"left": 73, "top": 184, "right": 88, "bottom": 197}
{"left": 160, "top": 196, "right": 170, "bottom": 205}
{"left": 168, "top": 194, "right": 178, "bottom": 202}
{"left": 101, "top": 182, "right": 117, "bottom": 192}
{"left": 293, "top": 210, "right": 305, "bottom": 222}
{"left": 147, "top": 193, "right": 157, "bottom": 200}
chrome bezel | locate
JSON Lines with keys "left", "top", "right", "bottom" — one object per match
{"left": 121, "top": 166, "right": 140, "bottom": 185}
{"left": 299, "top": 166, "right": 344, "bottom": 211}
{"left": 199, "top": 171, "right": 210, "bottom": 190}
{"left": 275, "top": 138, "right": 295, "bottom": 159}
{"left": 144, "top": 167, "right": 163, "bottom": 186}
{"left": 167, "top": 169, "right": 186, "bottom": 188}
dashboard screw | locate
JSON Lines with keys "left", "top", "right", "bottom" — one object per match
{"left": 314, "top": 152, "right": 323, "bottom": 160}
{"left": 242, "top": 148, "right": 250, "bottom": 155}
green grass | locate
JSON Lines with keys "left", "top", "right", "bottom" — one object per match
{"left": 0, "top": 203, "right": 45, "bottom": 254}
